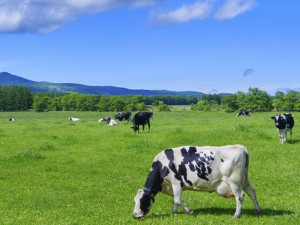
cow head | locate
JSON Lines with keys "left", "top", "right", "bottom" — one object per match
{"left": 131, "top": 125, "right": 139, "bottom": 132}
{"left": 115, "top": 113, "right": 122, "bottom": 120}
{"left": 133, "top": 188, "right": 155, "bottom": 218}
{"left": 271, "top": 115, "right": 286, "bottom": 129}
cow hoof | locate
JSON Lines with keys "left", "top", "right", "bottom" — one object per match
{"left": 188, "top": 210, "right": 194, "bottom": 215}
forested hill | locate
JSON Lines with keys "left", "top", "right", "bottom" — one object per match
{"left": 0, "top": 72, "right": 204, "bottom": 97}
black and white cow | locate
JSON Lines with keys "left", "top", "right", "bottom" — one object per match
{"left": 115, "top": 112, "right": 131, "bottom": 122}
{"left": 68, "top": 117, "right": 80, "bottom": 121}
{"left": 131, "top": 112, "right": 152, "bottom": 132}
{"left": 237, "top": 110, "right": 251, "bottom": 117}
{"left": 98, "top": 117, "right": 117, "bottom": 126}
{"left": 9, "top": 118, "right": 16, "bottom": 122}
{"left": 271, "top": 113, "right": 294, "bottom": 144}
{"left": 133, "top": 145, "right": 260, "bottom": 219}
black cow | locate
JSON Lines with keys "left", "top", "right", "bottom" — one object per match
{"left": 115, "top": 112, "right": 131, "bottom": 122}
{"left": 271, "top": 113, "right": 294, "bottom": 144}
{"left": 237, "top": 110, "right": 251, "bottom": 117}
{"left": 9, "top": 118, "right": 16, "bottom": 122}
{"left": 131, "top": 112, "right": 153, "bottom": 132}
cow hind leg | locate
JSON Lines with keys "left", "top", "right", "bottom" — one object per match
{"left": 244, "top": 184, "right": 261, "bottom": 216}
{"left": 172, "top": 184, "right": 193, "bottom": 215}
{"left": 229, "top": 182, "right": 244, "bottom": 218}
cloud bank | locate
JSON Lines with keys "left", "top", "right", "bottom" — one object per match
{"left": 0, "top": 0, "right": 257, "bottom": 33}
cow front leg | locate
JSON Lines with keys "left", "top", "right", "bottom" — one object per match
{"left": 172, "top": 184, "right": 193, "bottom": 215}
{"left": 277, "top": 129, "right": 284, "bottom": 144}
{"left": 290, "top": 129, "right": 293, "bottom": 143}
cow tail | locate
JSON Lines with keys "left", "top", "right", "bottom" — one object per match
{"left": 243, "top": 151, "right": 250, "bottom": 188}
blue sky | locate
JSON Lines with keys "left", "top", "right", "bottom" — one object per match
{"left": 0, "top": 0, "right": 299, "bottom": 94}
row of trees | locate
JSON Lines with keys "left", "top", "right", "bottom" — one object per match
{"left": 33, "top": 93, "right": 147, "bottom": 112}
{"left": 1, "top": 85, "right": 300, "bottom": 112}
{"left": 0, "top": 86, "right": 33, "bottom": 111}
{"left": 32, "top": 93, "right": 199, "bottom": 112}
{"left": 191, "top": 88, "right": 300, "bottom": 112}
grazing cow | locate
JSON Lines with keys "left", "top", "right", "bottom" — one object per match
{"left": 237, "top": 110, "right": 251, "bottom": 117}
{"left": 133, "top": 145, "right": 260, "bottom": 219}
{"left": 98, "top": 117, "right": 117, "bottom": 126}
{"left": 131, "top": 112, "right": 152, "bottom": 132}
{"left": 68, "top": 117, "right": 80, "bottom": 121}
{"left": 115, "top": 112, "right": 131, "bottom": 122}
{"left": 9, "top": 118, "right": 16, "bottom": 122}
{"left": 271, "top": 113, "right": 294, "bottom": 144}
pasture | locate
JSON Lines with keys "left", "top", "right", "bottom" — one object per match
{"left": 0, "top": 111, "right": 299, "bottom": 225}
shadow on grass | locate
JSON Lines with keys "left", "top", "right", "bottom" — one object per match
{"left": 147, "top": 208, "right": 293, "bottom": 219}
{"left": 287, "top": 139, "right": 300, "bottom": 144}
{"left": 193, "top": 207, "right": 293, "bottom": 217}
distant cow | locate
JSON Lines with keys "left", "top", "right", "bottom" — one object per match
{"left": 9, "top": 118, "right": 15, "bottom": 122}
{"left": 237, "top": 110, "right": 251, "bottom": 117}
{"left": 99, "top": 117, "right": 117, "bottom": 126}
{"left": 133, "top": 145, "right": 260, "bottom": 219}
{"left": 115, "top": 112, "right": 131, "bottom": 122}
{"left": 271, "top": 113, "right": 294, "bottom": 144}
{"left": 68, "top": 117, "right": 80, "bottom": 121}
{"left": 131, "top": 112, "right": 152, "bottom": 132}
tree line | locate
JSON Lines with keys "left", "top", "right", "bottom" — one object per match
{"left": 0, "top": 86, "right": 33, "bottom": 111}
{"left": 191, "top": 88, "right": 300, "bottom": 112}
{"left": 0, "top": 85, "right": 299, "bottom": 112}
{"left": 32, "top": 93, "right": 197, "bottom": 112}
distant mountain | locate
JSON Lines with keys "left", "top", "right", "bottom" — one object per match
{"left": 0, "top": 72, "right": 204, "bottom": 97}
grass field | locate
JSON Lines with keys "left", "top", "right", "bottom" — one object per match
{"left": 0, "top": 111, "right": 299, "bottom": 225}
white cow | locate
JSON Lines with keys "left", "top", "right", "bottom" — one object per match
{"left": 133, "top": 145, "right": 260, "bottom": 219}
{"left": 68, "top": 117, "right": 80, "bottom": 122}
{"left": 9, "top": 118, "right": 16, "bottom": 122}
{"left": 98, "top": 117, "right": 117, "bottom": 126}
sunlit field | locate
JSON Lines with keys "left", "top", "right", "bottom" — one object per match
{"left": 0, "top": 111, "right": 299, "bottom": 225}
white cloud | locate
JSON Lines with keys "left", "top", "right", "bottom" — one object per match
{"left": 0, "top": 0, "right": 157, "bottom": 33}
{"left": 0, "top": 0, "right": 257, "bottom": 33}
{"left": 149, "top": 0, "right": 214, "bottom": 25}
{"left": 214, "top": 0, "right": 256, "bottom": 19}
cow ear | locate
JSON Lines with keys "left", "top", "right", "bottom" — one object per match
{"left": 271, "top": 116, "right": 275, "bottom": 119}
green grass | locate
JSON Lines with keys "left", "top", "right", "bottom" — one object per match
{"left": 0, "top": 111, "right": 299, "bottom": 224}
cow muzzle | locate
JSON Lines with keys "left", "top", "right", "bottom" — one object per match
{"left": 132, "top": 213, "right": 144, "bottom": 219}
